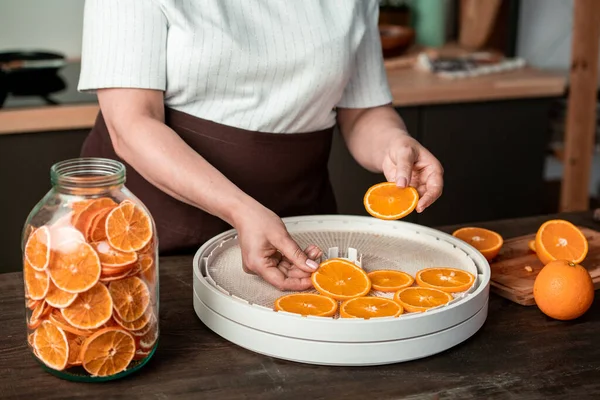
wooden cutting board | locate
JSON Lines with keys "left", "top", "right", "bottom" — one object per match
{"left": 490, "top": 227, "right": 600, "bottom": 306}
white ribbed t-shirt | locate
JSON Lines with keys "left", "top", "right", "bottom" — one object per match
{"left": 78, "top": 0, "right": 393, "bottom": 133}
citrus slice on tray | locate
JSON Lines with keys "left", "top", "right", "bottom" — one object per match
{"left": 393, "top": 287, "right": 453, "bottom": 313}
{"left": 47, "top": 241, "right": 101, "bottom": 293}
{"left": 415, "top": 267, "right": 475, "bottom": 293}
{"left": 363, "top": 182, "right": 419, "bottom": 220}
{"left": 452, "top": 227, "right": 503, "bottom": 261}
{"left": 61, "top": 283, "right": 114, "bottom": 330}
{"left": 81, "top": 327, "right": 136, "bottom": 377}
{"left": 33, "top": 321, "right": 69, "bottom": 371}
{"left": 274, "top": 293, "right": 338, "bottom": 317}
{"left": 109, "top": 276, "right": 150, "bottom": 322}
{"left": 24, "top": 258, "right": 50, "bottom": 300}
{"left": 311, "top": 258, "right": 371, "bottom": 300}
{"left": 340, "top": 297, "right": 403, "bottom": 319}
{"left": 528, "top": 240, "right": 536, "bottom": 252}
{"left": 106, "top": 201, "right": 153, "bottom": 253}
{"left": 45, "top": 281, "right": 78, "bottom": 308}
{"left": 92, "top": 241, "right": 138, "bottom": 268}
{"left": 24, "top": 226, "right": 51, "bottom": 271}
{"left": 534, "top": 219, "right": 588, "bottom": 265}
{"left": 367, "top": 270, "right": 414, "bottom": 292}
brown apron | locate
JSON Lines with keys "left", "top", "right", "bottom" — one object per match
{"left": 80, "top": 108, "right": 337, "bottom": 255}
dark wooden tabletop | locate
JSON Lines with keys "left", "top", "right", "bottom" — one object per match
{"left": 2, "top": 212, "right": 600, "bottom": 400}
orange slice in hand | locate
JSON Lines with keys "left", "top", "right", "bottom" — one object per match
{"left": 534, "top": 219, "right": 588, "bottom": 265}
{"left": 92, "top": 241, "right": 138, "bottom": 268}
{"left": 61, "top": 283, "right": 113, "bottom": 330}
{"left": 45, "top": 281, "right": 78, "bottom": 308}
{"left": 274, "top": 293, "right": 338, "bottom": 317}
{"left": 81, "top": 327, "right": 136, "bottom": 377}
{"left": 48, "top": 241, "right": 101, "bottom": 294}
{"left": 24, "top": 258, "right": 50, "bottom": 300}
{"left": 367, "top": 270, "right": 414, "bottom": 292}
{"left": 416, "top": 267, "right": 475, "bottom": 293}
{"left": 340, "top": 297, "right": 403, "bottom": 319}
{"left": 106, "top": 201, "right": 153, "bottom": 253}
{"left": 33, "top": 321, "right": 69, "bottom": 371}
{"left": 109, "top": 276, "right": 150, "bottom": 322}
{"left": 452, "top": 227, "right": 503, "bottom": 261}
{"left": 363, "top": 182, "right": 419, "bottom": 220}
{"left": 394, "top": 287, "right": 453, "bottom": 313}
{"left": 311, "top": 258, "right": 371, "bottom": 301}
{"left": 25, "top": 226, "right": 51, "bottom": 271}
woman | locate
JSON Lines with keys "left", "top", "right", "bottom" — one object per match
{"left": 78, "top": 0, "right": 444, "bottom": 291}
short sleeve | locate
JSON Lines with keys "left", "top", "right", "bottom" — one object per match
{"left": 336, "top": 1, "right": 393, "bottom": 109}
{"left": 78, "top": 0, "right": 168, "bottom": 92}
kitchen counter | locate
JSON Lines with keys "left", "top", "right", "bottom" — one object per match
{"left": 0, "top": 61, "right": 566, "bottom": 135}
{"left": 1, "top": 212, "right": 598, "bottom": 400}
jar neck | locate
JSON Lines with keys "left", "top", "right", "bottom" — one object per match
{"left": 51, "top": 158, "right": 126, "bottom": 194}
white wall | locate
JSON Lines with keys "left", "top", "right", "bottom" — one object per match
{"left": 0, "top": 0, "right": 85, "bottom": 59}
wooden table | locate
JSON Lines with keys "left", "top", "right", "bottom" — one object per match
{"left": 2, "top": 212, "right": 599, "bottom": 399}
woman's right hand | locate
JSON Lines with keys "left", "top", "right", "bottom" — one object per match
{"left": 233, "top": 203, "right": 322, "bottom": 291}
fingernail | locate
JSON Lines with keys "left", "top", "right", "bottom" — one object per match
{"left": 306, "top": 259, "right": 319, "bottom": 270}
{"left": 396, "top": 177, "right": 407, "bottom": 188}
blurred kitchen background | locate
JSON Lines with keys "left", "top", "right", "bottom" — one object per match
{"left": 1, "top": 0, "right": 599, "bottom": 271}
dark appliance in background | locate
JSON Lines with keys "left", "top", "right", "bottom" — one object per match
{"left": 0, "top": 51, "right": 67, "bottom": 108}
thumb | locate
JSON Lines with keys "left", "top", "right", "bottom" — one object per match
{"left": 274, "top": 235, "right": 320, "bottom": 273}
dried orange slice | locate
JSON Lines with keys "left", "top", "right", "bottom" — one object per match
{"left": 311, "top": 258, "right": 371, "bottom": 300}
{"left": 137, "top": 320, "right": 159, "bottom": 350}
{"left": 109, "top": 276, "right": 150, "bottom": 322}
{"left": 133, "top": 348, "right": 152, "bottom": 361}
{"left": 106, "top": 201, "right": 153, "bottom": 252}
{"left": 114, "top": 309, "right": 153, "bottom": 331}
{"left": 92, "top": 241, "right": 138, "bottom": 267}
{"left": 48, "top": 241, "right": 101, "bottom": 293}
{"left": 81, "top": 327, "right": 136, "bottom": 377}
{"left": 61, "top": 283, "right": 113, "bottom": 330}
{"left": 70, "top": 199, "right": 93, "bottom": 213}
{"left": 25, "top": 226, "right": 51, "bottom": 271}
{"left": 363, "top": 182, "right": 419, "bottom": 220}
{"left": 394, "top": 287, "right": 453, "bottom": 313}
{"left": 33, "top": 321, "right": 69, "bottom": 371}
{"left": 367, "top": 270, "right": 414, "bottom": 292}
{"left": 340, "top": 297, "right": 403, "bottom": 319}
{"left": 66, "top": 333, "right": 85, "bottom": 367}
{"left": 28, "top": 300, "right": 52, "bottom": 330}
{"left": 73, "top": 197, "right": 117, "bottom": 235}
{"left": 138, "top": 255, "right": 155, "bottom": 284}
{"left": 24, "top": 258, "right": 50, "bottom": 300}
{"left": 535, "top": 220, "right": 588, "bottom": 265}
{"left": 528, "top": 240, "right": 536, "bottom": 252}
{"left": 452, "top": 227, "right": 503, "bottom": 261}
{"left": 415, "top": 267, "right": 475, "bottom": 293}
{"left": 45, "top": 281, "right": 78, "bottom": 308}
{"left": 274, "top": 293, "right": 338, "bottom": 317}
{"left": 27, "top": 298, "right": 41, "bottom": 310}
{"left": 49, "top": 310, "right": 93, "bottom": 337}
{"left": 88, "top": 208, "right": 112, "bottom": 242}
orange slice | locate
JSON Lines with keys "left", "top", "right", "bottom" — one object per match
{"left": 106, "top": 201, "right": 153, "bottom": 253}
{"left": 528, "top": 240, "right": 536, "bottom": 252}
{"left": 367, "top": 270, "right": 414, "bottom": 292}
{"left": 89, "top": 207, "right": 113, "bottom": 242}
{"left": 33, "top": 321, "right": 69, "bottom": 371}
{"left": 28, "top": 300, "right": 52, "bottom": 330}
{"left": 363, "top": 182, "right": 419, "bottom": 220}
{"left": 24, "top": 258, "right": 50, "bottom": 300}
{"left": 114, "top": 309, "right": 153, "bottom": 332}
{"left": 47, "top": 241, "right": 101, "bottom": 293}
{"left": 70, "top": 199, "right": 93, "bottom": 214}
{"left": 311, "top": 258, "right": 371, "bottom": 301}
{"left": 49, "top": 310, "right": 94, "bottom": 336}
{"left": 394, "top": 287, "right": 453, "bottom": 313}
{"left": 72, "top": 197, "right": 117, "bottom": 235}
{"left": 61, "top": 283, "right": 113, "bottom": 330}
{"left": 66, "top": 333, "right": 86, "bottom": 367}
{"left": 415, "top": 267, "right": 475, "bottom": 293}
{"left": 133, "top": 348, "right": 152, "bottom": 361}
{"left": 274, "top": 293, "right": 338, "bottom": 317}
{"left": 27, "top": 298, "right": 41, "bottom": 310}
{"left": 92, "top": 241, "right": 138, "bottom": 268}
{"left": 138, "top": 255, "right": 155, "bottom": 284}
{"left": 534, "top": 219, "right": 588, "bottom": 265}
{"left": 452, "top": 227, "right": 503, "bottom": 261}
{"left": 340, "top": 297, "right": 403, "bottom": 319}
{"left": 24, "top": 226, "right": 51, "bottom": 271}
{"left": 45, "top": 281, "right": 78, "bottom": 308}
{"left": 137, "top": 320, "right": 159, "bottom": 350}
{"left": 109, "top": 276, "right": 150, "bottom": 322}
{"left": 81, "top": 327, "right": 136, "bottom": 377}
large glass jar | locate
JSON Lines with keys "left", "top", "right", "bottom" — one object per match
{"left": 22, "top": 158, "right": 159, "bottom": 381}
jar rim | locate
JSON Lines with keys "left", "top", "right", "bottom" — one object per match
{"left": 50, "top": 158, "right": 126, "bottom": 189}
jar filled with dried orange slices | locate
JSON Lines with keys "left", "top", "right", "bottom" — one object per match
{"left": 22, "top": 158, "right": 159, "bottom": 381}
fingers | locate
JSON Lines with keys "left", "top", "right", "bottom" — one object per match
{"left": 394, "top": 144, "right": 417, "bottom": 188}
{"left": 261, "top": 267, "right": 313, "bottom": 291}
{"left": 417, "top": 170, "right": 443, "bottom": 213}
{"left": 273, "top": 235, "right": 320, "bottom": 273}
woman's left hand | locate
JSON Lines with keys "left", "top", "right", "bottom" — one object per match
{"left": 381, "top": 135, "right": 444, "bottom": 213}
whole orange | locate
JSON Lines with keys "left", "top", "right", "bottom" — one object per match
{"left": 533, "top": 260, "right": 594, "bottom": 320}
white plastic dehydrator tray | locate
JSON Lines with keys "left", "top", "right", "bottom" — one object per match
{"left": 193, "top": 215, "right": 491, "bottom": 366}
